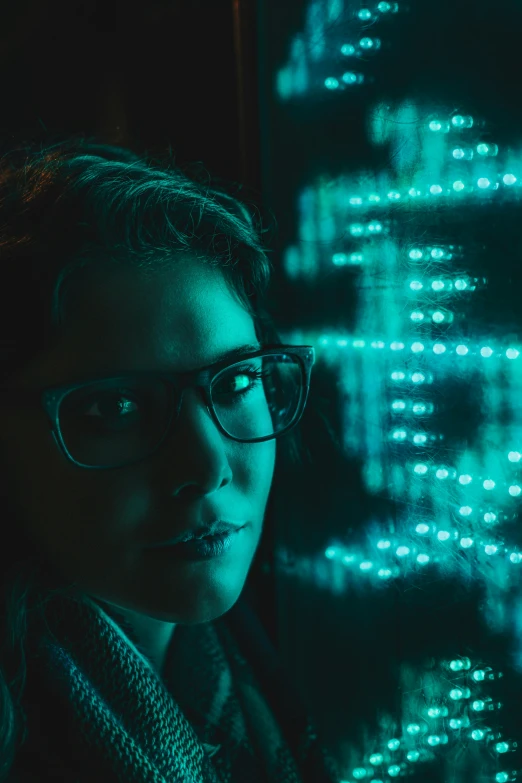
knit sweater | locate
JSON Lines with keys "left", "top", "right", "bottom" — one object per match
{"left": 10, "top": 586, "right": 340, "bottom": 782}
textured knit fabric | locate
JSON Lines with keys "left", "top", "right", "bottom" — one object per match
{"left": 12, "top": 588, "right": 340, "bottom": 783}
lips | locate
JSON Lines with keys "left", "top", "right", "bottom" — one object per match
{"left": 146, "top": 520, "right": 246, "bottom": 548}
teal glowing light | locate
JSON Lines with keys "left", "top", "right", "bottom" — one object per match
{"left": 452, "top": 115, "right": 474, "bottom": 128}
{"left": 343, "top": 72, "right": 358, "bottom": 85}
{"left": 324, "top": 77, "right": 340, "bottom": 90}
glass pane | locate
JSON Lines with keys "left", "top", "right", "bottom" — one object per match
{"left": 59, "top": 377, "right": 170, "bottom": 467}
{"left": 212, "top": 354, "right": 303, "bottom": 440}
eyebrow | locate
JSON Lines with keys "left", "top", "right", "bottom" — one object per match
{"left": 39, "top": 343, "right": 266, "bottom": 390}
{"left": 107, "top": 342, "right": 264, "bottom": 379}
{"left": 204, "top": 342, "right": 263, "bottom": 368}
{"left": 118, "top": 342, "right": 264, "bottom": 376}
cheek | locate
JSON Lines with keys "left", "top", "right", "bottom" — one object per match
{"left": 1, "top": 416, "right": 145, "bottom": 557}
{"left": 245, "top": 440, "right": 276, "bottom": 497}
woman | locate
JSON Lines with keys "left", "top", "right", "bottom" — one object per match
{"left": 0, "top": 136, "right": 339, "bottom": 782}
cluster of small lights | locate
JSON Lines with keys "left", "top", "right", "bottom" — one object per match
{"left": 357, "top": 3, "right": 399, "bottom": 20}
{"left": 409, "top": 276, "right": 475, "bottom": 292}
{"left": 326, "top": 3, "right": 400, "bottom": 94}
{"left": 282, "top": 30, "right": 522, "bottom": 775}
{"left": 410, "top": 457, "right": 522, "bottom": 498}
{"left": 318, "top": 336, "right": 521, "bottom": 361}
{"left": 347, "top": 705, "right": 516, "bottom": 783}
{"left": 324, "top": 73, "right": 367, "bottom": 90}
{"left": 341, "top": 38, "right": 382, "bottom": 59}
{"left": 410, "top": 309, "right": 454, "bottom": 323}
{"left": 338, "top": 115, "right": 522, "bottom": 209}
{"left": 390, "top": 429, "right": 439, "bottom": 445}
{"left": 348, "top": 220, "right": 387, "bottom": 236}
{"left": 408, "top": 247, "right": 456, "bottom": 261}
{"left": 339, "top": 172, "right": 519, "bottom": 207}
{"left": 325, "top": 531, "right": 522, "bottom": 579}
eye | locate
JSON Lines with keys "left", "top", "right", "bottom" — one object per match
{"left": 81, "top": 391, "right": 140, "bottom": 419}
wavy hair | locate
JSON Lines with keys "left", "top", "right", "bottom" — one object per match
{"left": 0, "top": 133, "right": 316, "bottom": 780}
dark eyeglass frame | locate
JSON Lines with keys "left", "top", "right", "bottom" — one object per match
{"left": 0, "top": 345, "right": 315, "bottom": 470}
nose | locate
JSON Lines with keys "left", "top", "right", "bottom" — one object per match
{"left": 164, "top": 385, "right": 226, "bottom": 450}
{"left": 161, "top": 387, "right": 233, "bottom": 494}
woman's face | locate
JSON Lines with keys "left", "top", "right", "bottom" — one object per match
{"left": 0, "top": 257, "right": 276, "bottom": 626}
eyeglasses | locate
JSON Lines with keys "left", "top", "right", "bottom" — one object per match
{"left": 0, "top": 345, "right": 315, "bottom": 470}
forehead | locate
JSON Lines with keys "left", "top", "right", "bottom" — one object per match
{"left": 17, "top": 259, "right": 258, "bottom": 385}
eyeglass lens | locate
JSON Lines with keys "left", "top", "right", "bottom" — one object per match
{"left": 57, "top": 353, "right": 304, "bottom": 467}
